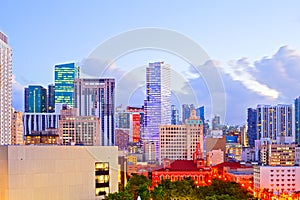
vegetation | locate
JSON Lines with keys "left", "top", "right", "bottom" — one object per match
{"left": 105, "top": 175, "right": 256, "bottom": 200}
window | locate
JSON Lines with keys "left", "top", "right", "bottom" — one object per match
{"left": 95, "top": 162, "right": 109, "bottom": 196}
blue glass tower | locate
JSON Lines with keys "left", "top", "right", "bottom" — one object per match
{"left": 54, "top": 63, "right": 79, "bottom": 107}
{"left": 24, "top": 85, "right": 47, "bottom": 113}
{"left": 171, "top": 105, "right": 179, "bottom": 125}
{"left": 247, "top": 108, "right": 257, "bottom": 147}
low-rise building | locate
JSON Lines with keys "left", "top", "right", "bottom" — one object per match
{"left": 0, "top": 145, "right": 118, "bottom": 200}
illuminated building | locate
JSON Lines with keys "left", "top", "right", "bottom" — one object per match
{"left": 24, "top": 85, "right": 47, "bottom": 113}
{"left": 74, "top": 78, "right": 115, "bottom": 146}
{"left": 247, "top": 108, "right": 257, "bottom": 147}
{"left": 0, "top": 145, "right": 118, "bottom": 200}
{"left": 58, "top": 107, "right": 101, "bottom": 146}
{"left": 47, "top": 84, "right": 55, "bottom": 113}
{"left": 24, "top": 129, "right": 59, "bottom": 145}
{"left": 54, "top": 63, "right": 79, "bottom": 107}
{"left": 0, "top": 32, "right": 12, "bottom": 145}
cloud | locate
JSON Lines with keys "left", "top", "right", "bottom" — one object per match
{"left": 12, "top": 74, "right": 24, "bottom": 111}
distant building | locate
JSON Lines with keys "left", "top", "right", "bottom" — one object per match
{"left": 115, "top": 129, "right": 129, "bottom": 150}
{"left": 143, "top": 141, "right": 157, "bottom": 164}
{"left": 143, "top": 62, "right": 171, "bottom": 160}
{"left": 159, "top": 110, "right": 204, "bottom": 162}
{"left": 11, "top": 109, "right": 23, "bottom": 145}
{"left": 171, "top": 105, "right": 179, "bottom": 125}
{"left": 295, "top": 146, "right": 300, "bottom": 166}
{"left": 0, "top": 31, "right": 12, "bottom": 145}
{"left": 24, "top": 85, "right": 47, "bottom": 113}
{"left": 54, "top": 62, "right": 79, "bottom": 107}
{"left": 207, "top": 149, "right": 224, "bottom": 166}
{"left": 25, "top": 129, "right": 59, "bottom": 145}
{"left": 74, "top": 78, "right": 115, "bottom": 146}
{"left": 295, "top": 97, "right": 300, "bottom": 144}
{"left": 206, "top": 135, "right": 226, "bottom": 161}
{"left": 212, "top": 115, "right": 221, "bottom": 130}
{"left": 58, "top": 107, "right": 101, "bottom": 146}
{"left": 0, "top": 145, "right": 118, "bottom": 200}
{"left": 247, "top": 108, "right": 257, "bottom": 147}
{"left": 47, "top": 84, "right": 55, "bottom": 113}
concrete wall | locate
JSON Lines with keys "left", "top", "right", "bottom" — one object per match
{"left": 0, "top": 145, "right": 118, "bottom": 200}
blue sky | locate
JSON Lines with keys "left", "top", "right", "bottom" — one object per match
{"left": 2, "top": 1, "right": 300, "bottom": 124}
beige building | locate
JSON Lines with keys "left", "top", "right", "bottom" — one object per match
{"left": 207, "top": 149, "right": 224, "bottom": 166}
{"left": 11, "top": 109, "right": 23, "bottom": 145}
{"left": 159, "top": 110, "right": 204, "bottom": 162}
{"left": 0, "top": 145, "right": 118, "bottom": 200}
{"left": 59, "top": 108, "right": 101, "bottom": 145}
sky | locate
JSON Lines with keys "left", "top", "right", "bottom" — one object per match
{"left": 2, "top": 1, "right": 300, "bottom": 125}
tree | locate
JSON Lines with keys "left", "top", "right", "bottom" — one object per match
{"left": 125, "top": 174, "right": 151, "bottom": 200}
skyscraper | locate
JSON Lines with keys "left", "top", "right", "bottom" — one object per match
{"left": 247, "top": 108, "right": 257, "bottom": 147}
{"left": 24, "top": 85, "right": 47, "bottom": 113}
{"left": 47, "top": 84, "right": 55, "bottom": 113}
{"left": 171, "top": 105, "right": 179, "bottom": 125}
{"left": 0, "top": 32, "right": 12, "bottom": 145}
{"left": 257, "top": 104, "right": 293, "bottom": 143}
{"left": 295, "top": 97, "right": 300, "bottom": 144}
{"left": 54, "top": 63, "right": 79, "bottom": 107}
{"left": 143, "top": 62, "right": 171, "bottom": 161}
{"left": 74, "top": 78, "right": 115, "bottom": 146}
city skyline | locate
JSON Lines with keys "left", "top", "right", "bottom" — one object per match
{"left": 2, "top": 1, "right": 300, "bottom": 125}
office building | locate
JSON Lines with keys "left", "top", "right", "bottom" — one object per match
{"left": 74, "top": 78, "right": 115, "bottom": 146}
{"left": 0, "top": 32, "right": 12, "bottom": 145}
{"left": 212, "top": 115, "right": 221, "bottom": 130}
{"left": 295, "top": 146, "right": 300, "bottom": 166}
{"left": 11, "top": 109, "right": 23, "bottom": 145}
{"left": 0, "top": 145, "right": 118, "bottom": 200}
{"left": 24, "top": 85, "right": 47, "bottom": 113}
{"left": 25, "top": 128, "right": 59, "bottom": 145}
{"left": 257, "top": 104, "right": 293, "bottom": 143}
{"left": 54, "top": 63, "right": 79, "bottom": 107}
{"left": 247, "top": 108, "right": 257, "bottom": 147}
{"left": 171, "top": 105, "right": 179, "bottom": 125}
{"left": 47, "top": 84, "right": 55, "bottom": 113}
{"left": 58, "top": 107, "right": 101, "bottom": 146}
{"left": 159, "top": 110, "right": 204, "bottom": 162}
{"left": 23, "top": 113, "right": 60, "bottom": 135}
{"left": 143, "top": 62, "right": 171, "bottom": 160}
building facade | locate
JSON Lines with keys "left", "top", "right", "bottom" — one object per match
{"left": 24, "top": 85, "right": 47, "bottom": 113}
{"left": 47, "top": 84, "right": 55, "bottom": 113}
{"left": 247, "top": 108, "right": 257, "bottom": 147}
{"left": 59, "top": 108, "right": 101, "bottom": 146}
{"left": 0, "top": 32, "right": 12, "bottom": 145}
{"left": 11, "top": 109, "right": 23, "bottom": 145}
{"left": 257, "top": 104, "right": 293, "bottom": 143}
{"left": 23, "top": 113, "right": 60, "bottom": 135}
{"left": 171, "top": 105, "right": 179, "bottom": 125}
{"left": 295, "top": 97, "right": 300, "bottom": 144}
{"left": 74, "top": 78, "right": 115, "bottom": 146}
{"left": 54, "top": 63, "right": 79, "bottom": 107}
{"left": 0, "top": 145, "right": 118, "bottom": 200}
{"left": 159, "top": 110, "right": 204, "bottom": 162}
{"left": 143, "top": 62, "right": 171, "bottom": 160}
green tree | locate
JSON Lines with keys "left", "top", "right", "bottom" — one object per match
{"left": 125, "top": 174, "right": 151, "bottom": 200}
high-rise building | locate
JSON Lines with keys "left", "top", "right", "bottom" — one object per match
{"left": 159, "top": 110, "right": 204, "bottom": 163}
{"left": 24, "top": 85, "right": 47, "bottom": 113}
{"left": 0, "top": 32, "right": 12, "bottom": 145}
{"left": 23, "top": 113, "right": 60, "bottom": 135}
{"left": 143, "top": 62, "right": 171, "bottom": 160}
{"left": 257, "top": 104, "right": 293, "bottom": 143}
{"left": 74, "top": 78, "right": 115, "bottom": 146}
{"left": 295, "top": 97, "right": 300, "bottom": 144}
{"left": 54, "top": 63, "right": 79, "bottom": 107}
{"left": 182, "top": 104, "right": 195, "bottom": 123}
{"left": 247, "top": 108, "right": 257, "bottom": 147}
{"left": 171, "top": 105, "right": 179, "bottom": 125}
{"left": 47, "top": 84, "right": 55, "bottom": 113}
{"left": 11, "top": 109, "right": 23, "bottom": 145}
{"left": 212, "top": 115, "right": 221, "bottom": 130}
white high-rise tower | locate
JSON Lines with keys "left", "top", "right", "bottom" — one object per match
{"left": 0, "top": 32, "right": 12, "bottom": 145}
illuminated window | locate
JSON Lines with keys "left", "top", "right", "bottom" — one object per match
{"left": 95, "top": 162, "right": 109, "bottom": 196}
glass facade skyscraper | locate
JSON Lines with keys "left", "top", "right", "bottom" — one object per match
{"left": 24, "top": 85, "right": 47, "bottom": 113}
{"left": 54, "top": 63, "right": 79, "bottom": 107}
{"left": 47, "top": 84, "right": 55, "bottom": 113}
{"left": 247, "top": 108, "right": 257, "bottom": 147}
{"left": 171, "top": 105, "right": 179, "bottom": 125}
{"left": 143, "top": 62, "right": 171, "bottom": 162}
